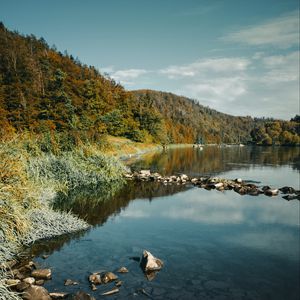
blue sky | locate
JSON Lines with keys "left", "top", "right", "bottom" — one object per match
{"left": 0, "top": 0, "right": 299, "bottom": 119}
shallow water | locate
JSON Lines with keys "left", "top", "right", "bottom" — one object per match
{"left": 26, "top": 146, "right": 299, "bottom": 299}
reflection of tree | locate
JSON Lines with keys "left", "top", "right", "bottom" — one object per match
{"left": 53, "top": 181, "right": 189, "bottom": 226}
{"left": 130, "top": 146, "right": 300, "bottom": 175}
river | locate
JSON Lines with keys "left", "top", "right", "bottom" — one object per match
{"left": 24, "top": 146, "right": 299, "bottom": 299}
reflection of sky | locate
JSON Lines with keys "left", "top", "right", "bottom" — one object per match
{"left": 220, "top": 165, "right": 300, "bottom": 188}
{"left": 119, "top": 188, "right": 299, "bottom": 261}
{"left": 121, "top": 188, "right": 299, "bottom": 227}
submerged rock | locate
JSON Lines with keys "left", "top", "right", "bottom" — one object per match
{"left": 141, "top": 250, "right": 163, "bottom": 272}
{"left": 72, "top": 291, "right": 95, "bottom": 300}
{"left": 64, "top": 279, "right": 79, "bottom": 286}
{"left": 22, "top": 285, "right": 51, "bottom": 300}
{"left": 31, "top": 269, "right": 52, "bottom": 280}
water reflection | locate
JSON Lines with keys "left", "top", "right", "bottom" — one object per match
{"left": 22, "top": 146, "right": 299, "bottom": 300}
{"left": 129, "top": 146, "right": 300, "bottom": 176}
{"left": 53, "top": 181, "right": 190, "bottom": 225}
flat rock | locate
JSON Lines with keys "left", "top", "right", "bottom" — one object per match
{"left": 31, "top": 269, "right": 52, "bottom": 280}
{"left": 5, "top": 279, "right": 20, "bottom": 287}
{"left": 22, "top": 285, "right": 51, "bottom": 300}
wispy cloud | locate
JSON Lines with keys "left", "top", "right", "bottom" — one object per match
{"left": 160, "top": 57, "right": 251, "bottom": 79}
{"left": 222, "top": 11, "right": 299, "bottom": 48}
{"left": 108, "top": 68, "right": 149, "bottom": 85}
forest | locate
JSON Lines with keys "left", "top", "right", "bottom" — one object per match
{"left": 0, "top": 22, "right": 299, "bottom": 147}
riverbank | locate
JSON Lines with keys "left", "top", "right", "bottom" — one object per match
{"left": 0, "top": 134, "right": 142, "bottom": 299}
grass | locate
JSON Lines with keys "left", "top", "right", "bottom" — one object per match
{"left": 0, "top": 133, "right": 130, "bottom": 299}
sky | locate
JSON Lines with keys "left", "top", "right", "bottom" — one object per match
{"left": 0, "top": 0, "right": 299, "bottom": 120}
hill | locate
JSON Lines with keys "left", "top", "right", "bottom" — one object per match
{"left": 0, "top": 22, "right": 298, "bottom": 146}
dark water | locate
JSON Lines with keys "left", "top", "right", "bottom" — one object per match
{"left": 27, "top": 146, "right": 299, "bottom": 299}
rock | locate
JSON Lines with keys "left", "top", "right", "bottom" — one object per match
{"left": 42, "top": 255, "right": 49, "bottom": 259}
{"left": 101, "top": 288, "right": 119, "bottom": 296}
{"left": 214, "top": 182, "right": 224, "bottom": 189}
{"left": 115, "top": 280, "right": 123, "bottom": 287}
{"left": 22, "top": 285, "right": 51, "bottom": 300}
{"left": 72, "top": 291, "right": 95, "bottom": 300}
{"left": 235, "top": 178, "right": 243, "bottom": 183}
{"left": 141, "top": 250, "right": 163, "bottom": 272}
{"left": 88, "top": 273, "right": 101, "bottom": 285}
{"left": 49, "top": 292, "right": 68, "bottom": 299}
{"left": 264, "top": 189, "right": 279, "bottom": 196}
{"left": 31, "top": 269, "right": 51, "bottom": 280}
{"left": 279, "top": 186, "right": 295, "bottom": 194}
{"left": 6, "top": 279, "right": 21, "bottom": 287}
{"left": 16, "top": 281, "right": 30, "bottom": 292}
{"left": 101, "top": 272, "right": 118, "bottom": 284}
{"left": 91, "top": 284, "right": 97, "bottom": 291}
{"left": 180, "top": 174, "right": 189, "bottom": 181}
{"left": 35, "top": 279, "right": 45, "bottom": 286}
{"left": 23, "top": 277, "right": 35, "bottom": 285}
{"left": 64, "top": 279, "right": 79, "bottom": 286}
{"left": 262, "top": 185, "right": 271, "bottom": 191}
{"left": 117, "top": 266, "right": 129, "bottom": 273}
{"left": 140, "top": 170, "right": 151, "bottom": 176}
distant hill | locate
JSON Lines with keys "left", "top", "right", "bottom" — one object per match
{"left": 132, "top": 90, "right": 260, "bottom": 144}
{"left": 0, "top": 22, "right": 298, "bottom": 146}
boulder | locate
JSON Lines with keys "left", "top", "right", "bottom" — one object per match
{"left": 141, "top": 250, "right": 163, "bottom": 272}
{"left": 22, "top": 285, "right": 51, "bottom": 300}
{"left": 31, "top": 269, "right": 51, "bottom": 280}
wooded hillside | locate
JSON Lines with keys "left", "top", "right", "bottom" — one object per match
{"left": 0, "top": 23, "right": 298, "bottom": 146}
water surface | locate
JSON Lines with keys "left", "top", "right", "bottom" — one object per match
{"left": 27, "top": 146, "right": 299, "bottom": 299}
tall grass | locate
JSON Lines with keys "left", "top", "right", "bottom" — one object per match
{"left": 0, "top": 133, "right": 126, "bottom": 299}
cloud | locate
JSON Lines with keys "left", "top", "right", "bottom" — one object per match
{"left": 108, "top": 68, "right": 148, "bottom": 85}
{"left": 160, "top": 57, "right": 250, "bottom": 79}
{"left": 222, "top": 11, "right": 299, "bottom": 48}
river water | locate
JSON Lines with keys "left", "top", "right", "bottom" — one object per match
{"left": 26, "top": 146, "right": 299, "bottom": 299}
